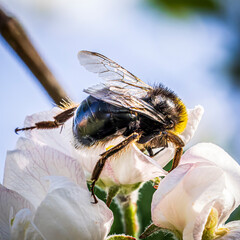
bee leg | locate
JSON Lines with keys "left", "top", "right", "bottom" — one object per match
{"left": 152, "top": 147, "right": 166, "bottom": 157}
{"left": 90, "top": 132, "right": 140, "bottom": 204}
{"left": 165, "top": 131, "right": 185, "bottom": 172}
{"left": 15, "top": 107, "right": 77, "bottom": 133}
{"left": 171, "top": 147, "right": 183, "bottom": 170}
{"left": 146, "top": 147, "right": 154, "bottom": 157}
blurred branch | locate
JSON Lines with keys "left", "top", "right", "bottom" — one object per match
{"left": 0, "top": 7, "right": 68, "bottom": 105}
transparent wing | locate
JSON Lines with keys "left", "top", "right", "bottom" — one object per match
{"left": 78, "top": 51, "right": 165, "bottom": 123}
{"left": 78, "top": 51, "right": 152, "bottom": 92}
{"left": 86, "top": 83, "right": 165, "bottom": 122}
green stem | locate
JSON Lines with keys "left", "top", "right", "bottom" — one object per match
{"left": 118, "top": 194, "right": 139, "bottom": 238}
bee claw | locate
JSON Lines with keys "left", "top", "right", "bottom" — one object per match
{"left": 91, "top": 197, "right": 98, "bottom": 204}
{"left": 15, "top": 128, "right": 20, "bottom": 134}
{"left": 90, "top": 180, "right": 98, "bottom": 204}
{"left": 14, "top": 126, "right": 36, "bottom": 134}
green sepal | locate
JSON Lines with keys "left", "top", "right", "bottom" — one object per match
{"left": 119, "top": 182, "right": 142, "bottom": 195}
{"left": 139, "top": 223, "right": 182, "bottom": 240}
{"left": 106, "top": 185, "right": 120, "bottom": 206}
{"left": 88, "top": 179, "right": 142, "bottom": 195}
{"left": 106, "top": 234, "right": 136, "bottom": 240}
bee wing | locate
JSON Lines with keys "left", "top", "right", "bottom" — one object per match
{"left": 85, "top": 84, "right": 165, "bottom": 122}
{"left": 78, "top": 51, "right": 152, "bottom": 93}
{"left": 78, "top": 51, "right": 165, "bottom": 123}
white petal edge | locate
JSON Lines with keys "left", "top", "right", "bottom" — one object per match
{"left": 23, "top": 108, "right": 74, "bottom": 156}
{"left": 10, "top": 208, "right": 45, "bottom": 240}
{"left": 152, "top": 162, "right": 227, "bottom": 235}
{"left": 4, "top": 137, "right": 87, "bottom": 209}
{"left": 152, "top": 105, "right": 204, "bottom": 167}
{"left": 218, "top": 221, "right": 240, "bottom": 240}
{"left": 103, "top": 143, "right": 167, "bottom": 185}
{"left": 0, "top": 184, "right": 34, "bottom": 240}
{"left": 34, "top": 176, "right": 113, "bottom": 240}
{"left": 73, "top": 137, "right": 167, "bottom": 186}
{"left": 179, "top": 105, "right": 204, "bottom": 144}
{"left": 180, "top": 143, "right": 240, "bottom": 213}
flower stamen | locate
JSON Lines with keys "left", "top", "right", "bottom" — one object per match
{"left": 202, "top": 208, "right": 229, "bottom": 240}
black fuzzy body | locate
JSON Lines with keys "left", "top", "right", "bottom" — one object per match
{"left": 73, "top": 85, "right": 184, "bottom": 147}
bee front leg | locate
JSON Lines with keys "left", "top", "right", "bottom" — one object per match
{"left": 165, "top": 131, "right": 185, "bottom": 172}
{"left": 90, "top": 132, "right": 140, "bottom": 204}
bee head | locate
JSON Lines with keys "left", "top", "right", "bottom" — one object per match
{"left": 146, "top": 85, "right": 188, "bottom": 134}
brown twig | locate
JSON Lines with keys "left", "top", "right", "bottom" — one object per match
{"left": 0, "top": 7, "right": 68, "bottom": 105}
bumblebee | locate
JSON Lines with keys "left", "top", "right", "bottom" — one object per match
{"left": 16, "top": 51, "right": 188, "bottom": 203}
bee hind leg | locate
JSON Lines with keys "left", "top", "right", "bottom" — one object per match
{"left": 90, "top": 132, "right": 140, "bottom": 204}
{"left": 15, "top": 107, "right": 77, "bottom": 134}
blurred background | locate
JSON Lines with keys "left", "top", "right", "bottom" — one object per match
{"left": 1, "top": 0, "right": 240, "bottom": 238}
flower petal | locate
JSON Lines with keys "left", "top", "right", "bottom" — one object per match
{"left": 76, "top": 140, "right": 166, "bottom": 186}
{"left": 10, "top": 208, "right": 45, "bottom": 240}
{"left": 24, "top": 108, "right": 74, "bottom": 156}
{"left": 218, "top": 221, "right": 240, "bottom": 239}
{"left": 191, "top": 201, "right": 215, "bottom": 240}
{"left": 34, "top": 176, "right": 113, "bottom": 240}
{"left": 0, "top": 184, "right": 34, "bottom": 240}
{"left": 179, "top": 105, "right": 204, "bottom": 144}
{"left": 152, "top": 162, "right": 227, "bottom": 236}
{"left": 4, "top": 137, "right": 87, "bottom": 209}
{"left": 104, "top": 144, "right": 167, "bottom": 185}
{"left": 180, "top": 142, "right": 240, "bottom": 223}
{"left": 151, "top": 164, "right": 193, "bottom": 232}
{"left": 152, "top": 105, "right": 204, "bottom": 167}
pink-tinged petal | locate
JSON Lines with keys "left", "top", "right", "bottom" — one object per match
{"left": 152, "top": 162, "right": 226, "bottom": 234}
{"left": 151, "top": 164, "right": 193, "bottom": 231}
{"left": 34, "top": 176, "right": 113, "bottom": 240}
{"left": 10, "top": 208, "right": 45, "bottom": 240}
{"left": 152, "top": 164, "right": 192, "bottom": 212}
{"left": 191, "top": 191, "right": 235, "bottom": 240}
{"left": 152, "top": 148, "right": 175, "bottom": 168}
{"left": 78, "top": 141, "right": 166, "bottom": 186}
{"left": 181, "top": 143, "right": 240, "bottom": 219}
{"left": 73, "top": 137, "right": 166, "bottom": 186}
{"left": 152, "top": 105, "right": 204, "bottom": 167}
{"left": 151, "top": 143, "right": 240, "bottom": 239}
{"left": 191, "top": 201, "right": 215, "bottom": 240}
{"left": 0, "top": 184, "right": 34, "bottom": 240}
{"left": 4, "top": 137, "right": 87, "bottom": 209}
{"left": 105, "top": 144, "right": 166, "bottom": 185}
{"left": 218, "top": 221, "right": 240, "bottom": 240}
{"left": 24, "top": 108, "right": 74, "bottom": 156}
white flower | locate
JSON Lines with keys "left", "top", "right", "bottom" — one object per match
{"left": 22, "top": 105, "right": 203, "bottom": 187}
{"left": 1, "top": 138, "right": 113, "bottom": 240}
{"left": 152, "top": 105, "right": 204, "bottom": 167}
{"left": 151, "top": 143, "right": 240, "bottom": 240}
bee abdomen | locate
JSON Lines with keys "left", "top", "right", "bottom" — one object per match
{"left": 73, "top": 96, "right": 137, "bottom": 146}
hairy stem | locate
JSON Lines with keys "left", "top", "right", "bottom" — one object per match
{"left": 118, "top": 194, "right": 139, "bottom": 238}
